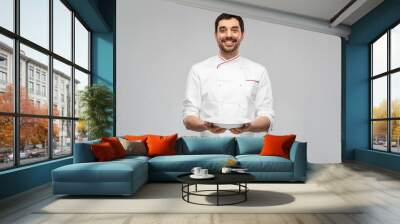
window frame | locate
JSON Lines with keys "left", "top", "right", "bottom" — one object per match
{"left": 370, "top": 21, "right": 400, "bottom": 154}
{"left": 0, "top": 0, "right": 92, "bottom": 171}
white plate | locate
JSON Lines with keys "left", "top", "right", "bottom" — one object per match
{"left": 205, "top": 119, "right": 251, "bottom": 129}
{"left": 190, "top": 174, "right": 215, "bottom": 179}
{"left": 214, "top": 123, "right": 243, "bottom": 129}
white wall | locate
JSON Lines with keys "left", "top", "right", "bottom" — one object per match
{"left": 116, "top": 0, "right": 341, "bottom": 163}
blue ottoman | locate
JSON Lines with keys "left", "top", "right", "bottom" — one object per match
{"left": 52, "top": 157, "right": 148, "bottom": 196}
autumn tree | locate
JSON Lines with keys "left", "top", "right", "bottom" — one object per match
{"left": 372, "top": 99, "right": 400, "bottom": 143}
{"left": 0, "top": 84, "right": 60, "bottom": 152}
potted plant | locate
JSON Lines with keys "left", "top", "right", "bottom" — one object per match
{"left": 79, "top": 84, "right": 113, "bottom": 140}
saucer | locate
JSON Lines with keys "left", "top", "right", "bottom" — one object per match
{"left": 190, "top": 174, "right": 215, "bottom": 179}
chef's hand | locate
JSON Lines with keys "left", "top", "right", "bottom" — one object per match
{"left": 204, "top": 121, "right": 226, "bottom": 134}
{"left": 229, "top": 123, "right": 251, "bottom": 134}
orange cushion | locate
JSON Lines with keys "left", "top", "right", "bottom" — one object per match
{"left": 146, "top": 134, "right": 178, "bottom": 157}
{"left": 259, "top": 134, "right": 296, "bottom": 159}
{"left": 91, "top": 142, "right": 118, "bottom": 161}
{"left": 101, "top": 137, "right": 127, "bottom": 158}
{"left": 124, "top": 135, "right": 149, "bottom": 141}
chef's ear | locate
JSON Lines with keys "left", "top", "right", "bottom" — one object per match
{"left": 240, "top": 31, "right": 245, "bottom": 40}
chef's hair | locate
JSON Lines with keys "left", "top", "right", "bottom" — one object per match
{"left": 215, "top": 13, "right": 244, "bottom": 33}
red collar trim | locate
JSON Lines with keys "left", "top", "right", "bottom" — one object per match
{"left": 216, "top": 54, "right": 240, "bottom": 69}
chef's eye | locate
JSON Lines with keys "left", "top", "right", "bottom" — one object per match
{"left": 219, "top": 27, "right": 227, "bottom": 32}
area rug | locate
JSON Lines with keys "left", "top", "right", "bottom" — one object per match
{"left": 37, "top": 183, "right": 362, "bottom": 214}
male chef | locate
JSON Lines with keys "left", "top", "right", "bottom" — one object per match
{"left": 182, "top": 13, "right": 274, "bottom": 136}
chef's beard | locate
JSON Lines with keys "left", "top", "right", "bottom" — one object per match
{"left": 218, "top": 39, "right": 241, "bottom": 53}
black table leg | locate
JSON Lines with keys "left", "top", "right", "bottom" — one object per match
{"left": 217, "top": 184, "right": 219, "bottom": 206}
{"left": 245, "top": 183, "right": 247, "bottom": 201}
{"left": 195, "top": 184, "right": 197, "bottom": 192}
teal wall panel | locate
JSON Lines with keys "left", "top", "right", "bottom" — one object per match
{"left": 0, "top": 158, "right": 72, "bottom": 199}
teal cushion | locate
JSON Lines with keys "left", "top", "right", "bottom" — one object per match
{"left": 178, "top": 136, "right": 236, "bottom": 155}
{"left": 236, "top": 155, "right": 293, "bottom": 172}
{"left": 149, "top": 154, "right": 235, "bottom": 172}
{"left": 236, "top": 136, "right": 264, "bottom": 155}
{"left": 52, "top": 159, "right": 147, "bottom": 183}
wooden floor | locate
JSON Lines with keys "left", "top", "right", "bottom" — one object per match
{"left": 1, "top": 162, "right": 400, "bottom": 224}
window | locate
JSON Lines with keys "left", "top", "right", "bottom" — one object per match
{"left": 35, "top": 70, "right": 41, "bottom": 81}
{"left": 29, "top": 67, "right": 34, "bottom": 80}
{"left": 0, "top": 0, "right": 91, "bottom": 170}
{"left": 42, "top": 85, "right": 46, "bottom": 97}
{"left": 28, "top": 81, "right": 34, "bottom": 94}
{"left": 0, "top": 55, "right": 7, "bottom": 67}
{"left": 35, "top": 84, "right": 40, "bottom": 95}
{"left": 0, "top": 71, "right": 6, "bottom": 85}
{"left": 41, "top": 73, "right": 46, "bottom": 82}
{"left": 371, "top": 23, "right": 400, "bottom": 154}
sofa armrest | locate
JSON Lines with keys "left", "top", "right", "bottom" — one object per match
{"left": 289, "top": 141, "right": 307, "bottom": 181}
{"left": 73, "top": 140, "right": 100, "bottom": 163}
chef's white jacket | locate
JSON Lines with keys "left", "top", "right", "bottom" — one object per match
{"left": 183, "top": 55, "right": 275, "bottom": 136}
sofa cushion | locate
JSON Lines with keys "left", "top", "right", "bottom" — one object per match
{"left": 118, "top": 138, "right": 147, "bottom": 156}
{"left": 260, "top": 134, "right": 296, "bottom": 159}
{"left": 148, "top": 154, "right": 235, "bottom": 172}
{"left": 53, "top": 158, "right": 147, "bottom": 183}
{"left": 177, "top": 136, "right": 236, "bottom": 155}
{"left": 91, "top": 142, "right": 118, "bottom": 161}
{"left": 236, "top": 155, "right": 293, "bottom": 172}
{"left": 236, "top": 136, "right": 263, "bottom": 155}
{"left": 101, "top": 137, "right": 127, "bottom": 158}
{"left": 147, "top": 134, "right": 178, "bottom": 157}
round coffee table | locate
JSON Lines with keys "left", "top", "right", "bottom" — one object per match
{"left": 177, "top": 172, "right": 255, "bottom": 206}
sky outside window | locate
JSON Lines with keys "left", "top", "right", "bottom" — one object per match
{"left": 20, "top": 0, "right": 49, "bottom": 49}
{"left": 54, "top": 0, "right": 72, "bottom": 60}
{"left": 372, "top": 33, "right": 387, "bottom": 76}
{"left": 0, "top": 0, "right": 13, "bottom": 31}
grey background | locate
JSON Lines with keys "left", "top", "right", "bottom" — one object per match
{"left": 116, "top": 0, "right": 341, "bottom": 163}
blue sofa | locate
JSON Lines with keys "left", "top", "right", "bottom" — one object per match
{"left": 52, "top": 136, "right": 307, "bottom": 196}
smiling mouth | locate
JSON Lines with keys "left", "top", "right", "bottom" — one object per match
{"left": 222, "top": 40, "right": 236, "bottom": 46}
{"left": 223, "top": 39, "right": 236, "bottom": 43}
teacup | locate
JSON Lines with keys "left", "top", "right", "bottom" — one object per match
{"left": 191, "top": 167, "right": 202, "bottom": 176}
{"left": 199, "top": 169, "right": 208, "bottom": 176}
